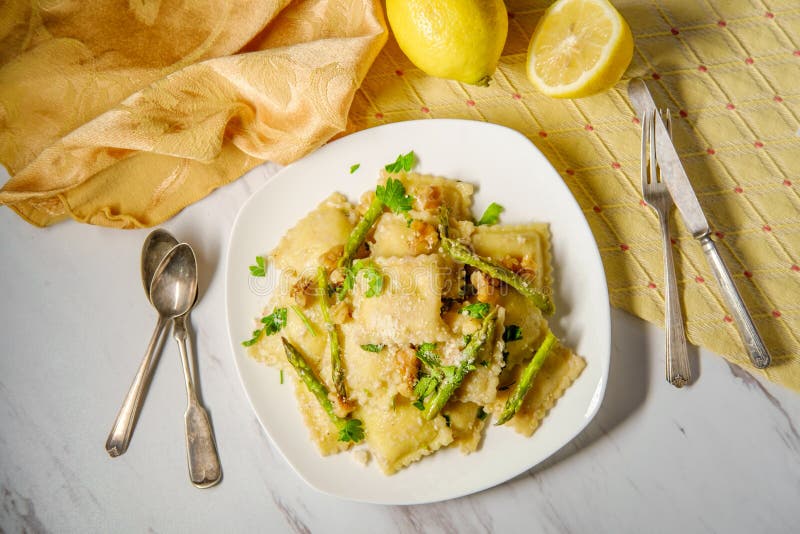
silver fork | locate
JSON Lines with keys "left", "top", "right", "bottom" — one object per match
{"left": 641, "top": 108, "right": 691, "bottom": 388}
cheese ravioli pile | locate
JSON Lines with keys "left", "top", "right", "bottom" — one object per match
{"left": 247, "top": 171, "right": 585, "bottom": 474}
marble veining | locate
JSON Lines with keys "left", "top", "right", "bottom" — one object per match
{"left": 1, "top": 164, "right": 800, "bottom": 533}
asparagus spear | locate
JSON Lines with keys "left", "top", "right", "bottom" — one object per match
{"left": 423, "top": 307, "right": 498, "bottom": 420}
{"left": 339, "top": 195, "right": 383, "bottom": 269}
{"left": 438, "top": 206, "right": 554, "bottom": 315}
{"left": 339, "top": 177, "right": 414, "bottom": 269}
{"left": 281, "top": 337, "right": 364, "bottom": 443}
{"left": 495, "top": 330, "right": 558, "bottom": 425}
{"left": 316, "top": 266, "right": 346, "bottom": 400}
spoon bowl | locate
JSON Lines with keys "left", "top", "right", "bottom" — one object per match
{"left": 150, "top": 244, "right": 197, "bottom": 319}
{"left": 141, "top": 229, "right": 179, "bottom": 296}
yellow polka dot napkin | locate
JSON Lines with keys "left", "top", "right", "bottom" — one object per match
{"left": 345, "top": 0, "right": 800, "bottom": 390}
{"left": 0, "top": 0, "right": 386, "bottom": 227}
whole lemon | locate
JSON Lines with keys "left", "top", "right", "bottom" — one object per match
{"left": 386, "top": 0, "right": 508, "bottom": 86}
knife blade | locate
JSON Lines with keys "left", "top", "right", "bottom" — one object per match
{"left": 628, "top": 78, "right": 709, "bottom": 238}
{"left": 627, "top": 78, "right": 771, "bottom": 369}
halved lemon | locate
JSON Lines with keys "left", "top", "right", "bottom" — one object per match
{"left": 526, "top": 0, "right": 633, "bottom": 98}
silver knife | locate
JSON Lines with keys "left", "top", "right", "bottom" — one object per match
{"left": 628, "top": 78, "right": 771, "bottom": 369}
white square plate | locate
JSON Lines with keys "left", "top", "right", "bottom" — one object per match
{"left": 225, "top": 119, "right": 610, "bottom": 504}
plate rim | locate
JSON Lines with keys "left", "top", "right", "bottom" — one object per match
{"left": 225, "top": 118, "right": 610, "bottom": 504}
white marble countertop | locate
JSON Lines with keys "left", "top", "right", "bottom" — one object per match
{"left": 1, "top": 163, "right": 799, "bottom": 533}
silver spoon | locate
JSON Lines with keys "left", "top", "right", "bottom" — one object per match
{"left": 141, "top": 229, "right": 180, "bottom": 294}
{"left": 105, "top": 229, "right": 180, "bottom": 457}
{"left": 150, "top": 243, "right": 222, "bottom": 488}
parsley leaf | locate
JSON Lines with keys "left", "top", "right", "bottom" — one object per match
{"left": 477, "top": 202, "right": 504, "bottom": 225}
{"left": 261, "top": 307, "right": 288, "bottom": 335}
{"left": 338, "top": 261, "right": 384, "bottom": 299}
{"left": 241, "top": 329, "right": 264, "bottom": 347}
{"left": 477, "top": 406, "right": 488, "bottom": 421}
{"left": 337, "top": 266, "right": 356, "bottom": 299}
{"left": 360, "top": 343, "right": 385, "bottom": 353}
{"left": 376, "top": 177, "right": 414, "bottom": 214}
{"left": 242, "top": 307, "right": 289, "bottom": 346}
{"left": 502, "top": 325, "right": 523, "bottom": 343}
{"left": 412, "top": 399, "right": 425, "bottom": 411}
{"left": 415, "top": 342, "right": 441, "bottom": 367}
{"left": 338, "top": 418, "right": 365, "bottom": 443}
{"left": 249, "top": 255, "right": 266, "bottom": 277}
{"left": 443, "top": 414, "right": 451, "bottom": 427}
{"left": 460, "top": 302, "right": 490, "bottom": 319}
{"left": 359, "top": 262, "right": 384, "bottom": 297}
{"left": 384, "top": 150, "right": 416, "bottom": 173}
{"left": 349, "top": 163, "right": 360, "bottom": 174}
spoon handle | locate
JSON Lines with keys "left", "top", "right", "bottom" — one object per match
{"left": 106, "top": 315, "right": 168, "bottom": 457}
{"left": 174, "top": 315, "right": 222, "bottom": 488}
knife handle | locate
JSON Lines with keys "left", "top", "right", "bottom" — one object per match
{"left": 699, "top": 234, "right": 771, "bottom": 369}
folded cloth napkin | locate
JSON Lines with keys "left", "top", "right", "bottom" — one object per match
{"left": 0, "top": 0, "right": 386, "bottom": 227}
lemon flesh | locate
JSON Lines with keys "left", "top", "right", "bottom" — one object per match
{"left": 527, "top": 0, "right": 633, "bottom": 98}
{"left": 387, "top": 0, "right": 508, "bottom": 86}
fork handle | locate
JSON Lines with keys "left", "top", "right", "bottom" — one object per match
{"left": 699, "top": 234, "right": 771, "bottom": 369}
{"left": 659, "top": 213, "right": 690, "bottom": 387}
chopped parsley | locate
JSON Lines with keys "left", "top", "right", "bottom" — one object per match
{"left": 443, "top": 414, "right": 451, "bottom": 427}
{"left": 261, "top": 308, "right": 288, "bottom": 335}
{"left": 360, "top": 262, "right": 384, "bottom": 297}
{"left": 477, "top": 406, "right": 488, "bottom": 421}
{"left": 360, "top": 343, "right": 385, "bottom": 353}
{"left": 384, "top": 151, "right": 416, "bottom": 173}
{"left": 412, "top": 399, "right": 425, "bottom": 411}
{"left": 336, "top": 260, "right": 383, "bottom": 300}
{"left": 349, "top": 163, "right": 360, "bottom": 174}
{"left": 502, "top": 325, "right": 523, "bottom": 343}
{"left": 338, "top": 260, "right": 384, "bottom": 299}
{"left": 477, "top": 202, "right": 504, "bottom": 225}
{"left": 249, "top": 255, "right": 266, "bottom": 277}
{"left": 376, "top": 177, "right": 414, "bottom": 214}
{"left": 337, "top": 266, "right": 356, "bottom": 298}
{"left": 241, "top": 307, "right": 288, "bottom": 346}
{"left": 279, "top": 369, "right": 284, "bottom": 384}
{"left": 338, "top": 418, "right": 365, "bottom": 443}
{"left": 460, "top": 301, "right": 490, "bottom": 319}
{"left": 479, "top": 360, "right": 489, "bottom": 367}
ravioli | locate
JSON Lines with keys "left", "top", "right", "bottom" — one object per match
{"left": 472, "top": 223, "right": 553, "bottom": 291}
{"left": 272, "top": 192, "right": 357, "bottom": 278}
{"left": 491, "top": 344, "right": 586, "bottom": 437}
{"left": 352, "top": 254, "right": 449, "bottom": 345}
{"left": 359, "top": 394, "right": 453, "bottom": 475}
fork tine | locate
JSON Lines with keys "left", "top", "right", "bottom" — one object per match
{"left": 641, "top": 110, "right": 649, "bottom": 189}
{"left": 649, "top": 109, "right": 658, "bottom": 184}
